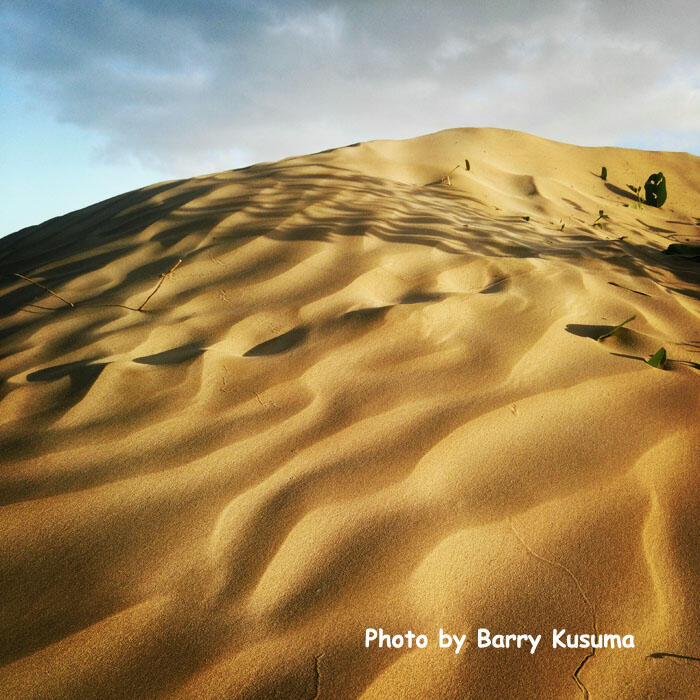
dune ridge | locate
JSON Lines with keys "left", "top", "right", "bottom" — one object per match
{"left": 1, "top": 128, "right": 699, "bottom": 699}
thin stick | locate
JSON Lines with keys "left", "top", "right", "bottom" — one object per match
{"left": 137, "top": 258, "right": 182, "bottom": 311}
{"left": 441, "top": 163, "right": 465, "bottom": 186}
{"left": 14, "top": 272, "right": 74, "bottom": 307}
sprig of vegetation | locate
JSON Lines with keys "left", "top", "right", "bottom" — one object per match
{"left": 597, "top": 315, "right": 636, "bottom": 341}
{"left": 600, "top": 166, "right": 607, "bottom": 181}
{"left": 592, "top": 209, "right": 609, "bottom": 227}
{"left": 627, "top": 183, "right": 643, "bottom": 209}
{"left": 647, "top": 347, "right": 666, "bottom": 368}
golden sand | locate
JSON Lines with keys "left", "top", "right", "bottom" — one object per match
{"left": 1, "top": 128, "right": 699, "bottom": 699}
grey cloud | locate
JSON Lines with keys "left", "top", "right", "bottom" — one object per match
{"left": 2, "top": 0, "right": 698, "bottom": 177}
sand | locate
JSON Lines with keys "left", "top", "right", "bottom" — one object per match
{"left": 1, "top": 127, "right": 699, "bottom": 699}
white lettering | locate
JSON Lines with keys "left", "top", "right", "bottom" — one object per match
{"left": 478, "top": 628, "right": 490, "bottom": 648}
{"left": 551, "top": 630, "right": 635, "bottom": 649}
{"left": 603, "top": 634, "right": 621, "bottom": 648}
{"left": 452, "top": 634, "right": 467, "bottom": 654}
{"left": 552, "top": 628, "right": 566, "bottom": 648}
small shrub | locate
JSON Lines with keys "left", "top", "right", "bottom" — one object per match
{"left": 644, "top": 172, "right": 667, "bottom": 208}
{"left": 627, "top": 172, "right": 667, "bottom": 208}
{"left": 600, "top": 166, "right": 607, "bottom": 181}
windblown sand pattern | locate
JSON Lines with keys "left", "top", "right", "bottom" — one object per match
{"left": 1, "top": 128, "right": 699, "bottom": 699}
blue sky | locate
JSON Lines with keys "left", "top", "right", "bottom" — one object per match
{"left": 1, "top": 70, "right": 164, "bottom": 235}
{"left": 2, "top": 0, "right": 699, "bottom": 237}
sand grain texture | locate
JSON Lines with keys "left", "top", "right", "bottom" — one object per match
{"left": 1, "top": 128, "right": 699, "bottom": 699}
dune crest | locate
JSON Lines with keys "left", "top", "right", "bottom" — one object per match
{"left": 1, "top": 128, "right": 699, "bottom": 699}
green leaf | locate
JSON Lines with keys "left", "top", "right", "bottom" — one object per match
{"left": 597, "top": 315, "right": 636, "bottom": 341}
{"left": 647, "top": 347, "right": 666, "bottom": 368}
{"left": 465, "top": 159, "right": 470, "bottom": 171}
{"left": 601, "top": 166, "right": 607, "bottom": 181}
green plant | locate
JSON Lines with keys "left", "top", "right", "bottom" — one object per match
{"left": 626, "top": 172, "right": 668, "bottom": 208}
{"left": 600, "top": 166, "right": 607, "bottom": 181}
{"left": 647, "top": 347, "right": 666, "bottom": 368}
{"left": 592, "top": 209, "right": 609, "bottom": 227}
{"left": 627, "top": 183, "right": 643, "bottom": 208}
{"left": 597, "top": 315, "right": 636, "bottom": 341}
{"left": 644, "top": 172, "right": 667, "bottom": 208}
{"left": 465, "top": 159, "right": 470, "bottom": 171}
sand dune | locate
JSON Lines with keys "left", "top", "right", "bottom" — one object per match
{"left": 1, "top": 128, "right": 699, "bottom": 699}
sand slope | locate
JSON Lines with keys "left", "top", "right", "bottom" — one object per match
{"left": 1, "top": 128, "right": 699, "bottom": 699}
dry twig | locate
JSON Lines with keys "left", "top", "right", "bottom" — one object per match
{"left": 137, "top": 258, "right": 182, "bottom": 311}
{"left": 14, "top": 272, "right": 74, "bottom": 307}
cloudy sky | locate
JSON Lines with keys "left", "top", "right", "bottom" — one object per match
{"left": 1, "top": 0, "right": 699, "bottom": 236}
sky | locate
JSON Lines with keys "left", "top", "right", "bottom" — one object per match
{"left": 1, "top": 0, "right": 699, "bottom": 237}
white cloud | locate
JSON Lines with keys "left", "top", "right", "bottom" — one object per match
{"left": 1, "top": 0, "right": 698, "bottom": 183}
{"left": 266, "top": 5, "right": 345, "bottom": 44}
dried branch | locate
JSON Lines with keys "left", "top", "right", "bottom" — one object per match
{"left": 441, "top": 162, "right": 467, "bottom": 186}
{"left": 137, "top": 258, "right": 182, "bottom": 312}
{"left": 13, "top": 257, "right": 184, "bottom": 315}
{"left": 14, "top": 272, "right": 74, "bottom": 307}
